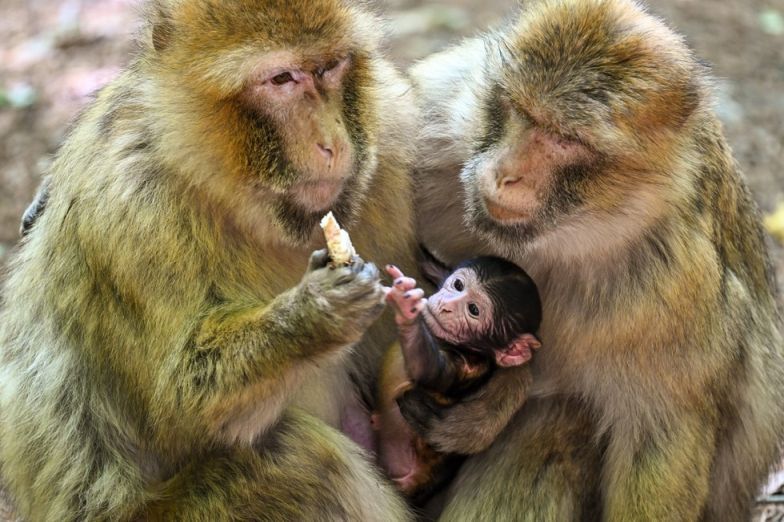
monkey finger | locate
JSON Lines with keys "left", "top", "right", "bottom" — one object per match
{"left": 308, "top": 249, "right": 330, "bottom": 271}
{"left": 402, "top": 288, "right": 425, "bottom": 302}
{"left": 392, "top": 276, "right": 417, "bottom": 291}
{"left": 402, "top": 298, "right": 427, "bottom": 320}
{"left": 332, "top": 266, "right": 356, "bottom": 286}
{"left": 360, "top": 261, "right": 380, "bottom": 281}
{"left": 385, "top": 264, "right": 406, "bottom": 281}
{"left": 384, "top": 288, "right": 406, "bottom": 308}
{"left": 385, "top": 285, "right": 412, "bottom": 309}
{"left": 350, "top": 256, "right": 365, "bottom": 273}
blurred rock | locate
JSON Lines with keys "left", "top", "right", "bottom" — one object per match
{"left": 5, "top": 36, "right": 55, "bottom": 69}
{"left": 4, "top": 83, "right": 38, "bottom": 109}
{"left": 389, "top": 5, "right": 470, "bottom": 36}
{"left": 759, "top": 9, "right": 784, "bottom": 36}
{"left": 61, "top": 67, "right": 121, "bottom": 101}
{"left": 714, "top": 81, "right": 744, "bottom": 125}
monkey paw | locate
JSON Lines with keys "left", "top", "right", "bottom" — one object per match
{"left": 396, "top": 388, "right": 445, "bottom": 439}
{"left": 384, "top": 265, "right": 427, "bottom": 326}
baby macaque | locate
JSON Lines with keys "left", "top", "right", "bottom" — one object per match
{"left": 374, "top": 257, "right": 542, "bottom": 501}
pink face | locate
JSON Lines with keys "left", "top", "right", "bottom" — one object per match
{"left": 422, "top": 268, "right": 494, "bottom": 345}
{"left": 242, "top": 55, "right": 354, "bottom": 212}
{"left": 476, "top": 109, "right": 592, "bottom": 225}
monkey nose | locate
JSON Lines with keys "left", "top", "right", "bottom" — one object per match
{"left": 317, "top": 143, "right": 334, "bottom": 160}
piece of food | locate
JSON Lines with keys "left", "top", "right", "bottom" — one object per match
{"left": 321, "top": 211, "right": 356, "bottom": 266}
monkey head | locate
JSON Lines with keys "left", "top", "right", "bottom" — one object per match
{"left": 461, "top": 0, "right": 706, "bottom": 250}
{"left": 423, "top": 257, "right": 542, "bottom": 366}
{"left": 146, "top": 0, "right": 383, "bottom": 243}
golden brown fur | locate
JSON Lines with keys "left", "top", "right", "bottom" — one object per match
{"left": 407, "top": 0, "right": 784, "bottom": 520}
{"left": 0, "top": 1, "right": 418, "bottom": 520}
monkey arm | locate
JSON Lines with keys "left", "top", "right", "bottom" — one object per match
{"left": 397, "top": 367, "right": 532, "bottom": 454}
{"left": 398, "top": 318, "right": 460, "bottom": 393}
{"left": 180, "top": 251, "right": 386, "bottom": 439}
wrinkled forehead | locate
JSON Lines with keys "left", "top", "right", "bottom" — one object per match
{"left": 489, "top": 0, "right": 695, "bottom": 140}
{"left": 446, "top": 267, "right": 478, "bottom": 287}
{"left": 445, "top": 269, "right": 495, "bottom": 311}
{"left": 173, "top": 0, "right": 380, "bottom": 52}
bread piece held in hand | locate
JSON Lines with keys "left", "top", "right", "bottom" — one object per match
{"left": 321, "top": 212, "right": 356, "bottom": 267}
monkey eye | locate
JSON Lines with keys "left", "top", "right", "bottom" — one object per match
{"left": 468, "top": 303, "right": 480, "bottom": 317}
{"left": 453, "top": 278, "right": 464, "bottom": 292}
{"left": 270, "top": 72, "right": 296, "bottom": 85}
{"left": 316, "top": 59, "right": 341, "bottom": 77}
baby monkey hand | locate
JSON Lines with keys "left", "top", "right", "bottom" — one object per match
{"left": 384, "top": 265, "right": 427, "bottom": 327}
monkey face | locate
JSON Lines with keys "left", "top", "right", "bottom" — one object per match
{"left": 423, "top": 268, "right": 495, "bottom": 345}
{"left": 239, "top": 55, "right": 357, "bottom": 207}
{"left": 150, "top": 0, "right": 380, "bottom": 244}
{"left": 460, "top": 0, "right": 700, "bottom": 249}
{"left": 233, "top": 53, "right": 376, "bottom": 242}
{"left": 462, "top": 99, "right": 598, "bottom": 246}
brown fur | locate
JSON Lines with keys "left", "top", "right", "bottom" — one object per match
{"left": 408, "top": 0, "right": 783, "bottom": 520}
{"left": 0, "top": 1, "right": 418, "bottom": 520}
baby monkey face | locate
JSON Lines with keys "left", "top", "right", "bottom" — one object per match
{"left": 423, "top": 268, "right": 494, "bottom": 345}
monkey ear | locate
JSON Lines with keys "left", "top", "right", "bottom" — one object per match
{"left": 495, "top": 333, "right": 541, "bottom": 368}
{"left": 417, "top": 245, "right": 452, "bottom": 287}
{"left": 149, "top": 3, "right": 175, "bottom": 52}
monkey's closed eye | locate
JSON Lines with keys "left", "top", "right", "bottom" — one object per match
{"left": 454, "top": 278, "right": 464, "bottom": 292}
{"left": 270, "top": 72, "right": 295, "bottom": 85}
{"left": 468, "top": 303, "right": 480, "bottom": 317}
{"left": 317, "top": 59, "right": 341, "bottom": 78}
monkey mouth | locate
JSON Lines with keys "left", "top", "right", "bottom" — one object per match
{"left": 483, "top": 198, "right": 529, "bottom": 223}
{"left": 291, "top": 178, "right": 346, "bottom": 212}
{"left": 422, "top": 306, "right": 460, "bottom": 345}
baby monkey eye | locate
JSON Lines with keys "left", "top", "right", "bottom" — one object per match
{"left": 270, "top": 72, "right": 295, "bottom": 85}
{"left": 468, "top": 303, "right": 480, "bottom": 317}
{"left": 453, "top": 278, "right": 464, "bottom": 292}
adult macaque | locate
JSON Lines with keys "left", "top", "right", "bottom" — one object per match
{"left": 0, "top": 0, "right": 419, "bottom": 520}
{"left": 405, "top": 0, "right": 784, "bottom": 520}
{"left": 374, "top": 259, "right": 541, "bottom": 502}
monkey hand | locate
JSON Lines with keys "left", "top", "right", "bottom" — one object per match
{"left": 383, "top": 265, "right": 427, "bottom": 327}
{"left": 299, "top": 249, "right": 386, "bottom": 346}
{"left": 397, "top": 368, "right": 532, "bottom": 454}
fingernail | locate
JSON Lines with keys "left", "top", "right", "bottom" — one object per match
{"left": 404, "top": 292, "right": 410, "bottom": 299}
{"left": 395, "top": 279, "right": 403, "bottom": 286}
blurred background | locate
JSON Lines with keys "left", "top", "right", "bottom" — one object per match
{"left": 1, "top": 0, "right": 783, "bottom": 278}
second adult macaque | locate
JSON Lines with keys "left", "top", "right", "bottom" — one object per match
{"left": 0, "top": 1, "right": 419, "bottom": 520}
{"left": 405, "top": 0, "right": 784, "bottom": 519}
{"left": 373, "top": 258, "right": 542, "bottom": 501}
